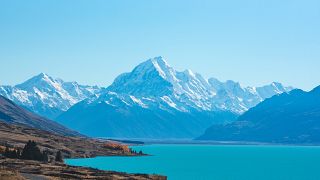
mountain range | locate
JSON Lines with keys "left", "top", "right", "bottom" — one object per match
{"left": 55, "top": 57, "right": 293, "bottom": 138}
{"left": 197, "top": 86, "right": 320, "bottom": 144}
{"left": 0, "top": 73, "right": 100, "bottom": 119}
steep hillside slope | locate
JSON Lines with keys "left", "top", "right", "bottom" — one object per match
{"left": 0, "top": 95, "right": 79, "bottom": 136}
{"left": 198, "top": 86, "right": 320, "bottom": 144}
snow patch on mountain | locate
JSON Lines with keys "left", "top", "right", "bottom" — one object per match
{"left": 130, "top": 95, "right": 148, "bottom": 108}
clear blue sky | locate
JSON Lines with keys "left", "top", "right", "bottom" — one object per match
{"left": 0, "top": 0, "right": 319, "bottom": 90}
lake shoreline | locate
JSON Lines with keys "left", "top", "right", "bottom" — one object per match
{"left": 107, "top": 138, "right": 320, "bottom": 147}
{"left": 66, "top": 144, "right": 320, "bottom": 180}
{"left": 0, "top": 157, "right": 167, "bottom": 180}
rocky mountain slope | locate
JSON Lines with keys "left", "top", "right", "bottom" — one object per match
{"left": 0, "top": 95, "right": 79, "bottom": 136}
{"left": 197, "top": 86, "right": 320, "bottom": 144}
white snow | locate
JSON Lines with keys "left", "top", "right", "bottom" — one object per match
{"left": 130, "top": 95, "right": 148, "bottom": 108}
{"left": 151, "top": 59, "right": 167, "bottom": 78}
{"left": 12, "top": 89, "right": 31, "bottom": 104}
{"left": 161, "top": 96, "right": 178, "bottom": 109}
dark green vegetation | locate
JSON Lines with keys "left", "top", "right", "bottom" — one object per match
{"left": 3, "top": 141, "right": 58, "bottom": 163}
{"left": 55, "top": 150, "right": 63, "bottom": 162}
{"left": 198, "top": 86, "right": 320, "bottom": 144}
{"left": 20, "top": 141, "right": 48, "bottom": 162}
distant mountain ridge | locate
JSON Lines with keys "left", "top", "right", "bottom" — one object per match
{"left": 197, "top": 86, "right": 320, "bottom": 144}
{"left": 0, "top": 73, "right": 101, "bottom": 119}
{"left": 0, "top": 95, "right": 80, "bottom": 136}
{"left": 56, "top": 57, "right": 293, "bottom": 138}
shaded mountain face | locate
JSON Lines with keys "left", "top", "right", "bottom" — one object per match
{"left": 57, "top": 57, "right": 292, "bottom": 139}
{"left": 0, "top": 95, "right": 80, "bottom": 136}
{"left": 0, "top": 73, "right": 101, "bottom": 119}
{"left": 57, "top": 99, "right": 237, "bottom": 138}
{"left": 197, "top": 86, "right": 320, "bottom": 144}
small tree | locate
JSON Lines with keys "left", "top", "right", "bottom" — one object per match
{"left": 11, "top": 150, "right": 18, "bottom": 158}
{"left": 16, "top": 149, "right": 21, "bottom": 159}
{"left": 55, "top": 151, "right": 63, "bottom": 162}
{"left": 3, "top": 146, "right": 19, "bottom": 159}
{"left": 42, "top": 151, "right": 49, "bottom": 163}
{"left": 3, "top": 146, "right": 10, "bottom": 157}
{"left": 21, "top": 140, "right": 44, "bottom": 161}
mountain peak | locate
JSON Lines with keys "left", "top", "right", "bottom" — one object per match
{"left": 16, "top": 73, "right": 56, "bottom": 89}
{"left": 32, "top": 73, "right": 51, "bottom": 81}
{"left": 132, "top": 56, "right": 174, "bottom": 80}
{"left": 107, "top": 57, "right": 175, "bottom": 96}
{"left": 310, "top": 85, "right": 320, "bottom": 94}
{"left": 33, "top": 72, "right": 55, "bottom": 80}
{"left": 150, "top": 56, "right": 167, "bottom": 64}
{"left": 38, "top": 72, "right": 48, "bottom": 77}
{"left": 33, "top": 72, "right": 55, "bottom": 81}
{"left": 183, "top": 69, "right": 196, "bottom": 77}
{"left": 271, "top": 81, "right": 283, "bottom": 87}
{"left": 148, "top": 56, "right": 170, "bottom": 71}
{"left": 288, "top": 88, "right": 305, "bottom": 96}
{"left": 143, "top": 56, "right": 168, "bottom": 67}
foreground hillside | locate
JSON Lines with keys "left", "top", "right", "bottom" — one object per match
{"left": 0, "top": 121, "right": 134, "bottom": 158}
{"left": 198, "top": 86, "right": 320, "bottom": 144}
{"left": 0, "top": 158, "right": 166, "bottom": 180}
{"left": 0, "top": 120, "right": 166, "bottom": 179}
{"left": 0, "top": 95, "right": 79, "bottom": 137}
{"left": 0, "top": 96, "right": 166, "bottom": 179}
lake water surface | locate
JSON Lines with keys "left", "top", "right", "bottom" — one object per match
{"left": 66, "top": 144, "right": 320, "bottom": 180}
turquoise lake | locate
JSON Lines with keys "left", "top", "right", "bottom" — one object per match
{"left": 66, "top": 144, "right": 320, "bottom": 180}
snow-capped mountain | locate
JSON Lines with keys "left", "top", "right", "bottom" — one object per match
{"left": 0, "top": 73, "right": 101, "bottom": 119}
{"left": 56, "top": 57, "right": 293, "bottom": 138}
{"left": 98, "top": 56, "right": 293, "bottom": 114}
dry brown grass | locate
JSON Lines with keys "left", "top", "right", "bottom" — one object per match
{"left": 0, "top": 158, "right": 166, "bottom": 180}
{"left": 0, "top": 167, "right": 25, "bottom": 180}
{"left": 0, "top": 121, "right": 135, "bottom": 159}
